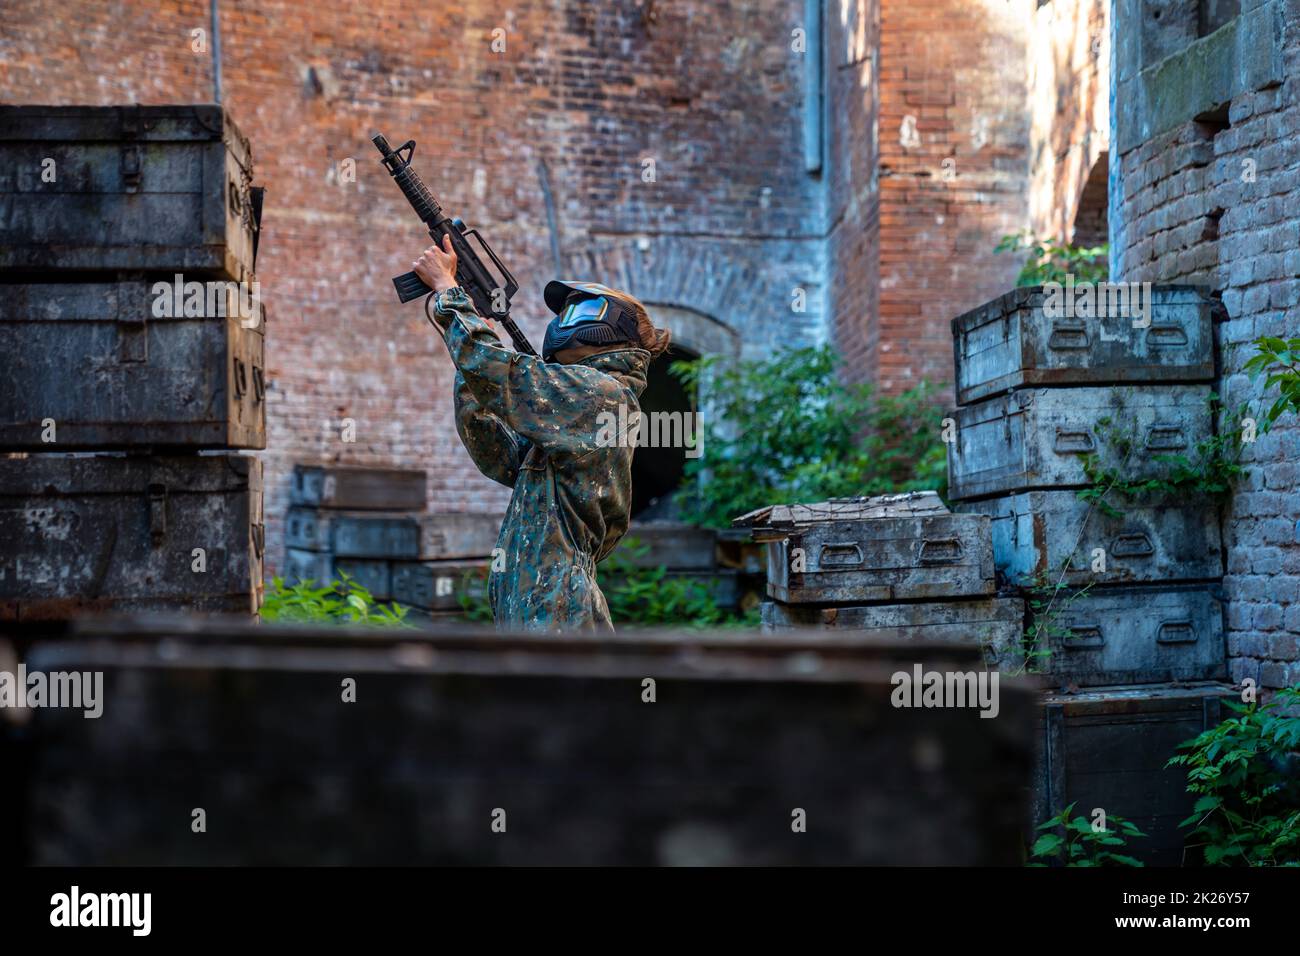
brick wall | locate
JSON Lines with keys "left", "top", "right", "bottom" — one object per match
{"left": 1112, "top": 0, "right": 1300, "bottom": 688}
{"left": 826, "top": 0, "right": 879, "bottom": 379}
{"left": 0, "top": 0, "right": 826, "bottom": 574}
{"left": 1027, "top": 0, "right": 1110, "bottom": 244}
{"left": 874, "top": 0, "right": 1032, "bottom": 397}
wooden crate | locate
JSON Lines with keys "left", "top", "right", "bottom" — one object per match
{"left": 0, "top": 275, "right": 265, "bottom": 450}
{"left": 957, "top": 489, "right": 1223, "bottom": 587}
{"left": 1033, "top": 583, "right": 1227, "bottom": 688}
{"left": 761, "top": 596, "right": 1024, "bottom": 671}
{"left": 286, "top": 508, "right": 420, "bottom": 560}
{"left": 291, "top": 465, "right": 426, "bottom": 512}
{"left": 0, "top": 105, "right": 259, "bottom": 280}
{"left": 947, "top": 385, "right": 1214, "bottom": 500}
{"left": 16, "top": 616, "right": 1039, "bottom": 865}
{"left": 0, "top": 453, "right": 262, "bottom": 619}
{"left": 952, "top": 285, "right": 1215, "bottom": 405}
{"left": 1034, "top": 682, "right": 1235, "bottom": 866}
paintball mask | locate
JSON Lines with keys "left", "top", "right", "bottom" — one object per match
{"left": 541, "top": 280, "right": 641, "bottom": 361}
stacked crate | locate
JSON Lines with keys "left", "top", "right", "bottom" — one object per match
{"left": 285, "top": 464, "right": 502, "bottom": 615}
{"left": 946, "top": 284, "right": 1235, "bottom": 856}
{"left": 0, "top": 105, "right": 265, "bottom": 619}
{"left": 739, "top": 492, "right": 1025, "bottom": 669}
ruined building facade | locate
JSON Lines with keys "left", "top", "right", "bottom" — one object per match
{"left": 3, "top": 0, "right": 1296, "bottom": 683}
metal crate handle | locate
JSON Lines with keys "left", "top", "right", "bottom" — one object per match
{"left": 1053, "top": 428, "right": 1096, "bottom": 453}
{"left": 918, "top": 537, "right": 963, "bottom": 564}
{"left": 1156, "top": 620, "right": 1196, "bottom": 644}
{"left": 817, "top": 543, "right": 863, "bottom": 567}
{"left": 1063, "top": 624, "right": 1104, "bottom": 649}
{"left": 1111, "top": 533, "right": 1155, "bottom": 558}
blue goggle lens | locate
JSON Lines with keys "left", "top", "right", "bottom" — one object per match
{"left": 559, "top": 297, "right": 608, "bottom": 328}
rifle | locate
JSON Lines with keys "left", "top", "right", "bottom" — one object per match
{"left": 372, "top": 133, "right": 537, "bottom": 356}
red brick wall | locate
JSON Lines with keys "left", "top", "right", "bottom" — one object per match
{"left": 1, "top": 0, "right": 824, "bottom": 574}
{"left": 874, "top": 0, "right": 1031, "bottom": 397}
{"left": 826, "top": 0, "right": 879, "bottom": 381}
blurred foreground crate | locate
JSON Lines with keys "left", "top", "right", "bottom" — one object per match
{"left": 0, "top": 105, "right": 260, "bottom": 280}
{"left": 291, "top": 464, "right": 426, "bottom": 511}
{"left": 0, "top": 276, "right": 266, "bottom": 449}
{"left": 1033, "top": 682, "right": 1235, "bottom": 866}
{"left": 0, "top": 453, "right": 262, "bottom": 619}
{"left": 761, "top": 596, "right": 1024, "bottom": 670}
{"left": 951, "top": 285, "right": 1215, "bottom": 405}
{"left": 19, "top": 617, "right": 1038, "bottom": 865}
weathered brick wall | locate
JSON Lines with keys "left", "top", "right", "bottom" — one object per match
{"left": 1027, "top": 0, "right": 1110, "bottom": 243}
{"left": 1111, "top": 0, "right": 1300, "bottom": 688}
{"left": 874, "top": 0, "right": 1031, "bottom": 397}
{"left": 0, "top": 0, "right": 825, "bottom": 574}
{"left": 826, "top": 0, "right": 879, "bottom": 380}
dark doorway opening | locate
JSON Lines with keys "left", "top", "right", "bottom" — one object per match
{"left": 631, "top": 343, "right": 698, "bottom": 520}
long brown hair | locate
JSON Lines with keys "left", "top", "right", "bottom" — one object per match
{"left": 606, "top": 288, "right": 671, "bottom": 358}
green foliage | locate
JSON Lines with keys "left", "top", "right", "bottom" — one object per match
{"left": 261, "top": 571, "right": 410, "bottom": 626}
{"left": 1075, "top": 396, "right": 1248, "bottom": 519}
{"left": 1167, "top": 685, "right": 1300, "bottom": 866}
{"left": 995, "top": 233, "right": 1108, "bottom": 286}
{"left": 1028, "top": 803, "right": 1147, "bottom": 867}
{"left": 452, "top": 539, "right": 760, "bottom": 629}
{"left": 1022, "top": 571, "right": 1094, "bottom": 674}
{"left": 669, "top": 346, "right": 947, "bottom": 529}
{"left": 598, "top": 539, "right": 760, "bottom": 629}
{"left": 1243, "top": 335, "right": 1300, "bottom": 433}
{"left": 456, "top": 567, "right": 496, "bottom": 623}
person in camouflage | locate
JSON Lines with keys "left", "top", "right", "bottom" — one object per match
{"left": 413, "top": 236, "right": 671, "bottom": 631}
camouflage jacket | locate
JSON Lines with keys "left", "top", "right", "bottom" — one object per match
{"left": 431, "top": 288, "right": 649, "bottom": 631}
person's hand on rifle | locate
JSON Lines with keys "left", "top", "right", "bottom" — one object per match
{"left": 414, "top": 236, "right": 494, "bottom": 327}
{"left": 413, "top": 235, "right": 459, "bottom": 292}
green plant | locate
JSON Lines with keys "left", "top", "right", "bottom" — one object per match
{"left": 1243, "top": 335, "right": 1300, "bottom": 433}
{"left": 452, "top": 540, "right": 761, "bottom": 629}
{"left": 598, "top": 539, "right": 759, "bottom": 628}
{"left": 261, "top": 571, "right": 410, "bottom": 626}
{"left": 1021, "top": 570, "right": 1094, "bottom": 675}
{"left": 1075, "top": 397, "right": 1249, "bottom": 520}
{"left": 669, "top": 346, "right": 947, "bottom": 529}
{"left": 1167, "top": 685, "right": 1300, "bottom": 866}
{"left": 456, "top": 567, "right": 496, "bottom": 623}
{"left": 995, "top": 233, "right": 1108, "bottom": 286}
{"left": 1028, "top": 803, "right": 1147, "bottom": 867}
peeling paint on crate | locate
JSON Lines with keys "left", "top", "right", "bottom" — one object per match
{"left": 0, "top": 278, "right": 266, "bottom": 450}
{"left": 0, "top": 454, "right": 262, "bottom": 619}
{"left": 951, "top": 285, "right": 1215, "bottom": 404}
{"left": 958, "top": 490, "right": 1223, "bottom": 587}
{"left": 1035, "top": 583, "right": 1228, "bottom": 687}
{"left": 947, "top": 385, "right": 1215, "bottom": 500}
